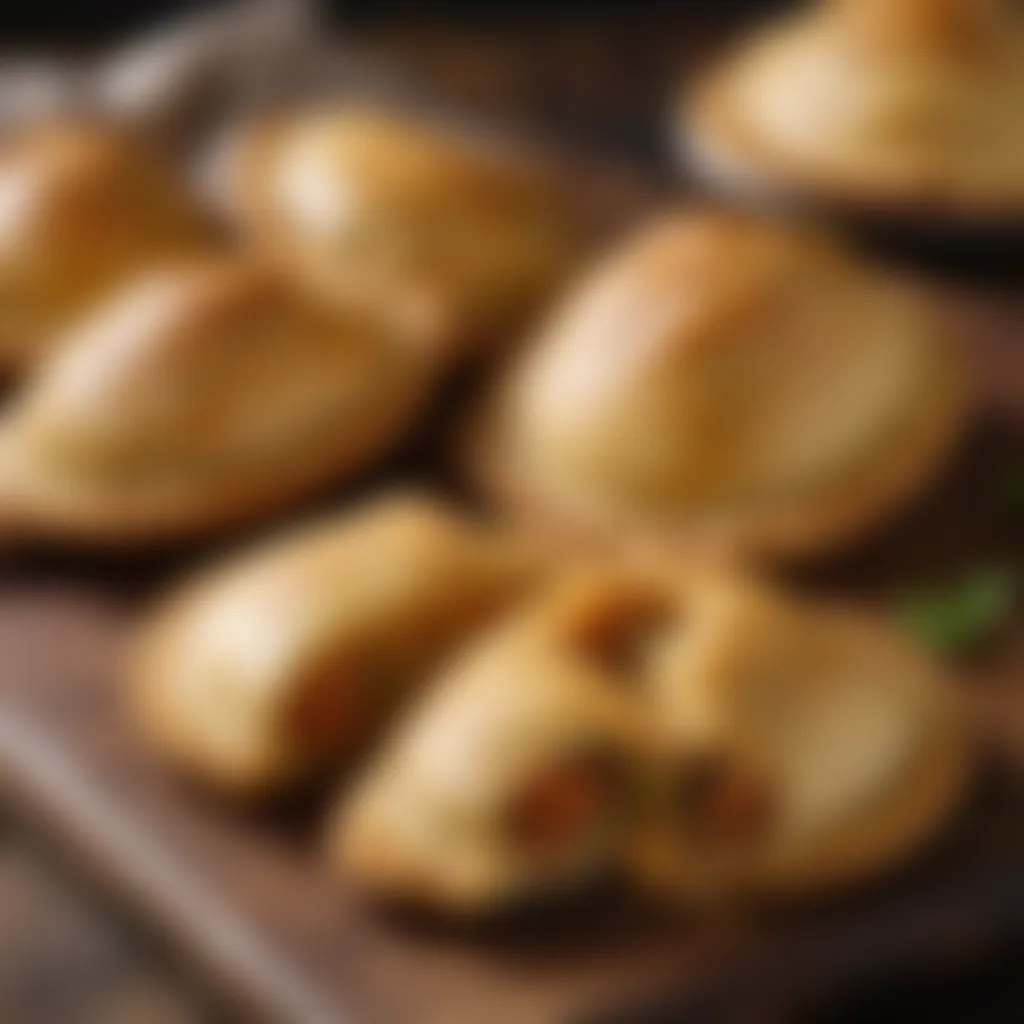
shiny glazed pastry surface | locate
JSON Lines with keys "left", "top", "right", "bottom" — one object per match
{"left": 686, "top": 0, "right": 1024, "bottom": 217}
{"left": 334, "top": 564, "right": 968, "bottom": 913}
{"left": 0, "top": 122, "right": 211, "bottom": 367}
{"left": 134, "top": 493, "right": 543, "bottom": 793}
{"left": 628, "top": 570, "right": 969, "bottom": 904}
{"left": 468, "top": 210, "right": 971, "bottom": 561}
{"left": 0, "top": 258, "right": 439, "bottom": 543}
{"left": 222, "top": 106, "right": 581, "bottom": 355}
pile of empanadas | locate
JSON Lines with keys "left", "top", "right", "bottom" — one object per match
{"left": 137, "top": 492, "right": 969, "bottom": 915}
{"left": 0, "top": 110, "right": 583, "bottom": 544}
{"left": 0, "top": 0, "right": 996, "bottom": 922}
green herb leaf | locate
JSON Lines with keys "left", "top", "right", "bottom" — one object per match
{"left": 898, "top": 567, "right": 1018, "bottom": 658}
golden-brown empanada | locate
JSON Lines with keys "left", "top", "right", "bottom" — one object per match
{"left": 630, "top": 570, "right": 970, "bottom": 904}
{"left": 332, "top": 569, "right": 659, "bottom": 914}
{"left": 220, "top": 106, "right": 581, "bottom": 357}
{"left": 466, "top": 210, "right": 971, "bottom": 561}
{"left": 0, "top": 258, "right": 439, "bottom": 544}
{"left": 0, "top": 122, "right": 211, "bottom": 368}
{"left": 685, "top": 0, "right": 1024, "bottom": 221}
{"left": 134, "top": 493, "right": 543, "bottom": 794}
{"left": 335, "top": 561, "right": 967, "bottom": 914}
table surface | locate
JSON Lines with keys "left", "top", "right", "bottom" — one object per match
{"left": 0, "top": 812, "right": 214, "bottom": 1024}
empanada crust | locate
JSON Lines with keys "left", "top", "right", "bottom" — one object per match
{"left": 465, "top": 211, "right": 972, "bottom": 562}
{"left": 219, "top": 106, "right": 581, "bottom": 357}
{"left": 0, "top": 122, "right": 211, "bottom": 367}
{"left": 0, "top": 259, "right": 440, "bottom": 545}
{"left": 333, "top": 570, "right": 657, "bottom": 913}
{"left": 334, "top": 564, "right": 969, "bottom": 913}
{"left": 685, "top": 0, "right": 1024, "bottom": 220}
{"left": 629, "top": 571, "right": 971, "bottom": 904}
{"left": 134, "top": 493, "right": 544, "bottom": 794}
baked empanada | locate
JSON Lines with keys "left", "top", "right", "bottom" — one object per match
{"left": 467, "top": 210, "right": 971, "bottom": 561}
{"left": 135, "top": 493, "right": 543, "bottom": 794}
{"left": 629, "top": 570, "right": 970, "bottom": 904}
{"left": 685, "top": 0, "right": 1024, "bottom": 221}
{"left": 332, "top": 570, "right": 658, "bottom": 914}
{"left": 334, "top": 562, "right": 968, "bottom": 914}
{"left": 0, "top": 258, "right": 438, "bottom": 544}
{"left": 0, "top": 122, "right": 211, "bottom": 368}
{"left": 219, "top": 106, "right": 581, "bottom": 356}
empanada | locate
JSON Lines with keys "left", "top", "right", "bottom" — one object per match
{"left": 685, "top": 0, "right": 1024, "bottom": 222}
{"left": 0, "top": 122, "right": 211, "bottom": 368}
{"left": 629, "top": 570, "right": 970, "bottom": 904}
{"left": 0, "top": 258, "right": 438, "bottom": 544}
{"left": 219, "top": 106, "right": 581, "bottom": 356}
{"left": 332, "top": 570, "right": 659, "bottom": 914}
{"left": 135, "top": 493, "right": 543, "bottom": 794}
{"left": 466, "top": 210, "right": 971, "bottom": 561}
{"left": 334, "top": 563, "right": 968, "bottom": 914}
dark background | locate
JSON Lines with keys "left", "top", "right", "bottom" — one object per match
{"left": 0, "top": 0, "right": 790, "bottom": 169}
{"left": 1, "top": 0, "right": 788, "bottom": 45}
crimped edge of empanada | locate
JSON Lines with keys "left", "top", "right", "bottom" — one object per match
{"left": 0, "top": 350, "right": 433, "bottom": 549}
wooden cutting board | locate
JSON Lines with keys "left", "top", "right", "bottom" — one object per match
{"left": 0, "top": 298, "right": 1019, "bottom": 1024}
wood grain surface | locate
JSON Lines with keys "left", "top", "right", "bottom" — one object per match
{"left": 0, "top": 811, "right": 213, "bottom": 1024}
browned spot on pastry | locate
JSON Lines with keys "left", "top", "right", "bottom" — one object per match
{"left": 843, "top": 0, "right": 1005, "bottom": 59}
{"left": 568, "top": 589, "right": 677, "bottom": 685}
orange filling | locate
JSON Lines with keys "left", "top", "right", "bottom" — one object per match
{"left": 678, "top": 758, "right": 775, "bottom": 843}
{"left": 510, "top": 761, "right": 612, "bottom": 856}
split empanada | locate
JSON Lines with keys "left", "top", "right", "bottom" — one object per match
{"left": 685, "top": 0, "right": 1024, "bottom": 222}
{"left": 466, "top": 210, "right": 972, "bottom": 562}
{"left": 219, "top": 106, "right": 581, "bottom": 357}
{"left": 0, "top": 121, "right": 211, "bottom": 368}
{"left": 334, "top": 563, "right": 969, "bottom": 914}
{"left": 0, "top": 258, "right": 439, "bottom": 544}
{"left": 134, "top": 493, "right": 543, "bottom": 794}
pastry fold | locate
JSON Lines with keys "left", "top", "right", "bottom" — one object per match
{"left": 466, "top": 210, "right": 971, "bottom": 561}
{"left": 219, "top": 106, "right": 581, "bottom": 357}
{"left": 0, "top": 122, "right": 211, "bottom": 368}
{"left": 0, "top": 258, "right": 439, "bottom": 544}
{"left": 134, "top": 493, "right": 543, "bottom": 793}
